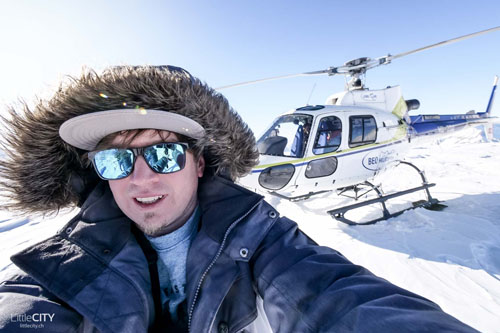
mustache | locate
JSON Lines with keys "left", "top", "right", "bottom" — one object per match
{"left": 126, "top": 184, "right": 170, "bottom": 197}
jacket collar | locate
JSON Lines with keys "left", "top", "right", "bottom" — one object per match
{"left": 79, "top": 181, "right": 125, "bottom": 222}
{"left": 197, "top": 174, "right": 263, "bottom": 243}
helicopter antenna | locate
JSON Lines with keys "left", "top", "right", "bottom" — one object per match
{"left": 216, "top": 26, "right": 500, "bottom": 91}
{"left": 306, "top": 83, "right": 317, "bottom": 105}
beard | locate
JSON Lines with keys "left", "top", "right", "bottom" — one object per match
{"left": 134, "top": 195, "right": 198, "bottom": 237}
{"left": 134, "top": 212, "right": 173, "bottom": 237}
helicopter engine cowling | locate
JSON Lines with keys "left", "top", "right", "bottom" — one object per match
{"left": 325, "top": 86, "right": 408, "bottom": 119}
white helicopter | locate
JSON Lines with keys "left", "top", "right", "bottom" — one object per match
{"left": 218, "top": 26, "right": 500, "bottom": 225}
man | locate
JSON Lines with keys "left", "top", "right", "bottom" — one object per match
{"left": 0, "top": 66, "right": 476, "bottom": 332}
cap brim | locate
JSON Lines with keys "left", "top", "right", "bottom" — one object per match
{"left": 59, "top": 109, "right": 205, "bottom": 151}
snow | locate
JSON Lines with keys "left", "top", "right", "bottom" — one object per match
{"left": 1, "top": 124, "right": 500, "bottom": 331}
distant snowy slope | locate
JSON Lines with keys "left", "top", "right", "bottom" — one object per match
{"left": 0, "top": 125, "right": 499, "bottom": 331}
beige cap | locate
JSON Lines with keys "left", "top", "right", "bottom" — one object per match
{"left": 59, "top": 109, "right": 205, "bottom": 151}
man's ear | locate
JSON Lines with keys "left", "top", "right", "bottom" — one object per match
{"left": 197, "top": 156, "right": 205, "bottom": 178}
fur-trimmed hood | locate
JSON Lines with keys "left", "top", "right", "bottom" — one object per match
{"left": 0, "top": 65, "right": 259, "bottom": 215}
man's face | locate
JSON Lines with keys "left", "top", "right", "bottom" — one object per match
{"left": 108, "top": 130, "right": 205, "bottom": 237}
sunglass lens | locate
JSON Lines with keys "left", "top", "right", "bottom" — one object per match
{"left": 94, "top": 149, "right": 134, "bottom": 180}
{"left": 144, "top": 143, "right": 186, "bottom": 174}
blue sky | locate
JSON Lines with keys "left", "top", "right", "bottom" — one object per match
{"left": 0, "top": 1, "right": 499, "bottom": 135}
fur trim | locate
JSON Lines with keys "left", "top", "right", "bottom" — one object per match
{"left": 0, "top": 66, "right": 259, "bottom": 214}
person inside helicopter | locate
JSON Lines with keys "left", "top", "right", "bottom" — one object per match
{"left": 290, "top": 120, "right": 311, "bottom": 157}
{"left": 313, "top": 117, "right": 342, "bottom": 155}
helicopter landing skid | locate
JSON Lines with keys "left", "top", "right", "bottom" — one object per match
{"left": 328, "top": 161, "right": 446, "bottom": 226}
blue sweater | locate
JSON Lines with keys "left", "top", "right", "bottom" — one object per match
{"left": 146, "top": 206, "right": 199, "bottom": 324}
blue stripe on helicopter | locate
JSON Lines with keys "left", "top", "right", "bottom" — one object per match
{"left": 251, "top": 139, "right": 405, "bottom": 173}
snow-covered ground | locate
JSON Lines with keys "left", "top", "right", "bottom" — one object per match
{"left": 1, "top": 124, "right": 499, "bottom": 331}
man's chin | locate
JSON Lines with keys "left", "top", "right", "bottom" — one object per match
{"left": 136, "top": 222, "right": 171, "bottom": 237}
{"left": 131, "top": 203, "right": 196, "bottom": 237}
{"left": 133, "top": 214, "right": 181, "bottom": 237}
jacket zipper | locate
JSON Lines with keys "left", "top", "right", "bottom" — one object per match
{"left": 187, "top": 199, "right": 263, "bottom": 332}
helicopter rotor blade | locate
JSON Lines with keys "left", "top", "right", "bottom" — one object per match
{"left": 215, "top": 69, "right": 333, "bottom": 90}
{"left": 216, "top": 26, "right": 500, "bottom": 90}
{"left": 383, "top": 26, "right": 500, "bottom": 63}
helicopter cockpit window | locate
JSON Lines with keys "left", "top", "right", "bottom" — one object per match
{"left": 313, "top": 116, "right": 342, "bottom": 155}
{"left": 257, "top": 114, "right": 313, "bottom": 158}
{"left": 349, "top": 115, "right": 377, "bottom": 148}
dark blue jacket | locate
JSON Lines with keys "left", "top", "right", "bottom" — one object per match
{"left": 0, "top": 176, "right": 476, "bottom": 332}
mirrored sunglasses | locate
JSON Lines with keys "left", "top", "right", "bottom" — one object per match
{"left": 88, "top": 142, "right": 189, "bottom": 180}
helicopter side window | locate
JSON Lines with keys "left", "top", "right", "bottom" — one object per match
{"left": 313, "top": 116, "right": 342, "bottom": 155}
{"left": 349, "top": 115, "right": 377, "bottom": 148}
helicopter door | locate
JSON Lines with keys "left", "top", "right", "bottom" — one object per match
{"left": 294, "top": 116, "right": 343, "bottom": 192}
{"left": 335, "top": 114, "right": 380, "bottom": 185}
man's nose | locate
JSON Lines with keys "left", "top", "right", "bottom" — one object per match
{"left": 129, "top": 156, "right": 160, "bottom": 184}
